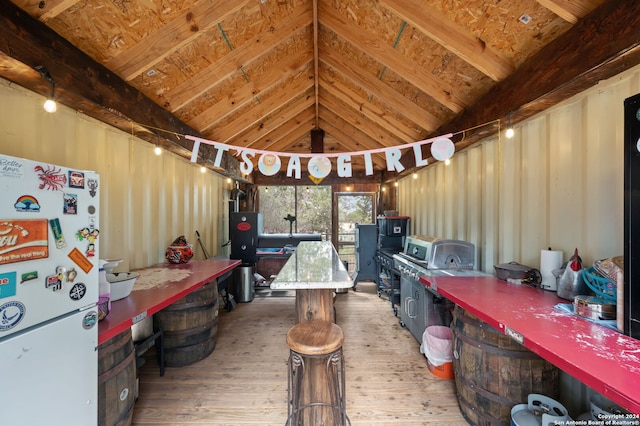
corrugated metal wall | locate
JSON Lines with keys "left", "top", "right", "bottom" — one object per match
{"left": 399, "top": 64, "right": 640, "bottom": 273}
{"left": 0, "top": 79, "right": 229, "bottom": 270}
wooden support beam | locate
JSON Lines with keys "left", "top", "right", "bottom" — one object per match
{"left": 391, "top": 0, "right": 640, "bottom": 181}
{"left": 311, "top": 129, "right": 325, "bottom": 153}
{"left": 0, "top": 1, "right": 244, "bottom": 179}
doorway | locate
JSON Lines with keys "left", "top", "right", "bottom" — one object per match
{"left": 334, "top": 192, "right": 376, "bottom": 273}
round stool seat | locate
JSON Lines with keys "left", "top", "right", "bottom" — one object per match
{"left": 286, "top": 320, "right": 344, "bottom": 356}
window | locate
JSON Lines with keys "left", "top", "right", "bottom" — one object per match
{"left": 258, "top": 186, "right": 332, "bottom": 241}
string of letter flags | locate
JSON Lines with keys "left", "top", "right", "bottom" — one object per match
{"left": 186, "top": 133, "right": 455, "bottom": 180}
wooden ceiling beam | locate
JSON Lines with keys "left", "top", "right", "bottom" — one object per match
{"left": 318, "top": 117, "right": 388, "bottom": 169}
{"left": 209, "top": 73, "right": 314, "bottom": 143}
{"left": 260, "top": 110, "right": 317, "bottom": 153}
{"left": 536, "top": 0, "right": 602, "bottom": 24}
{"left": 226, "top": 93, "right": 316, "bottom": 149}
{"left": 320, "top": 75, "right": 421, "bottom": 143}
{"left": 167, "top": 3, "right": 313, "bottom": 112}
{"left": 319, "top": 92, "right": 400, "bottom": 150}
{"left": 434, "top": 0, "right": 640, "bottom": 139}
{"left": 319, "top": 46, "right": 437, "bottom": 131}
{"left": 105, "top": 0, "right": 250, "bottom": 81}
{"left": 10, "top": 0, "right": 80, "bottom": 21}
{"left": 392, "top": 0, "right": 640, "bottom": 180}
{"left": 380, "top": 0, "right": 515, "bottom": 81}
{"left": 0, "top": 2, "right": 237, "bottom": 172}
{"left": 319, "top": 2, "right": 470, "bottom": 113}
{"left": 190, "top": 52, "right": 314, "bottom": 132}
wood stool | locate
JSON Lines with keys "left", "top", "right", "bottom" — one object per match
{"left": 286, "top": 320, "right": 350, "bottom": 426}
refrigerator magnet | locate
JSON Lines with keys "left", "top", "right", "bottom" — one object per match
{"left": 49, "top": 218, "right": 66, "bottom": 249}
{"left": 69, "top": 283, "right": 86, "bottom": 301}
{"left": 45, "top": 273, "right": 63, "bottom": 291}
{"left": 65, "top": 268, "right": 77, "bottom": 283}
{"left": 0, "top": 272, "right": 17, "bottom": 298}
{"left": 67, "top": 247, "right": 93, "bottom": 273}
{"left": 87, "top": 178, "right": 98, "bottom": 197}
{"left": 0, "top": 219, "right": 49, "bottom": 264}
{"left": 0, "top": 301, "right": 25, "bottom": 331}
{"left": 83, "top": 311, "right": 98, "bottom": 329}
{"left": 68, "top": 171, "right": 85, "bottom": 189}
{"left": 62, "top": 193, "right": 78, "bottom": 215}
{"left": 20, "top": 271, "right": 38, "bottom": 283}
{"left": 34, "top": 164, "right": 67, "bottom": 191}
{"left": 13, "top": 195, "right": 40, "bottom": 213}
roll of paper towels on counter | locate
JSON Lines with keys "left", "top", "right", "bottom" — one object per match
{"left": 540, "top": 249, "right": 563, "bottom": 291}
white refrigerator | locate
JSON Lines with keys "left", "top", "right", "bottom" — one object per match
{"left": 0, "top": 153, "right": 99, "bottom": 425}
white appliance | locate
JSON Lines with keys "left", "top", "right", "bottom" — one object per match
{"left": 0, "top": 153, "right": 99, "bottom": 425}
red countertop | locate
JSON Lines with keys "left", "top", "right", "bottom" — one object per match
{"left": 98, "top": 259, "right": 240, "bottom": 345}
{"left": 419, "top": 275, "right": 640, "bottom": 414}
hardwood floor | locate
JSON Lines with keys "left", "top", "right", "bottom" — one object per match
{"left": 133, "top": 282, "right": 468, "bottom": 425}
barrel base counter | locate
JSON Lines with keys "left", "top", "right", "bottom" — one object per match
{"left": 98, "top": 328, "right": 136, "bottom": 426}
{"left": 451, "top": 306, "right": 560, "bottom": 426}
{"left": 154, "top": 280, "right": 219, "bottom": 367}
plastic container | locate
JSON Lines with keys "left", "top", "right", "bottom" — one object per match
{"left": 98, "top": 267, "right": 111, "bottom": 321}
{"left": 582, "top": 267, "right": 616, "bottom": 302}
{"left": 422, "top": 325, "right": 454, "bottom": 379}
{"left": 427, "top": 359, "right": 454, "bottom": 379}
{"left": 107, "top": 272, "right": 139, "bottom": 301}
{"left": 510, "top": 394, "right": 569, "bottom": 426}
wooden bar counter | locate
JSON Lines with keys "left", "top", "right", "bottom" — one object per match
{"left": 98, "top": 259, "right": 240, "bottom": 345}
{"left": 419, "top": 274, "right": 640, "bottom": 414}
{"left": 270, "top": 241, "right": 353, "bottom": 323}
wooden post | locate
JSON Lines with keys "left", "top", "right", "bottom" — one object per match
{"left": 295, "top": 289, "right": 335, "bottom": 323}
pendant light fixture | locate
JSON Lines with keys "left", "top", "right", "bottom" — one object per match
{"left": 35, "top": 65, "right": 57, "bottom": 113}
{"left": 505, "top": 112, "right": 515, "bottom": 139}
{"left": 43, "top": 81, "right": 57, "bottom": 113}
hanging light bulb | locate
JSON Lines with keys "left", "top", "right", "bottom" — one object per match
{"left": 35, "top": 66, "right": 57, "bottom": 113}
{"left": 412, "top": 172, "right": 418, "bottom": 179}
{"left": 154, "top": 146, "right": 162, "bottom": 155}
{"left": 43, "top": 81, "right": 57, "bottom": 113}
{"left": 445, "top": 158, "right": 451, "bottom": 166}
{"left": 200, "top": 166, "right": 206, "bottom": 173}
{"left": 505, "top": 112, "right": 515, "bottom": 139}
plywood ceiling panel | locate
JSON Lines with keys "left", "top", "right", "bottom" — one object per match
{"left": 3, "top": 0, "right": 633, "bottom": 183}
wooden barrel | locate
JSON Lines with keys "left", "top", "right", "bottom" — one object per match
{"left": 451, "top": 306, "right": 560, "bottom": 426}
{"left": 154, "top": 280, "right": 219, "bottom": 366}
{"left": 98, "top": 329, "right": 136, "bottom": 426}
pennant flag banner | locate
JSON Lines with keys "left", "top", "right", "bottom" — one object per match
{"left": 186, "top": 133, "right": 454, "bottom": 179}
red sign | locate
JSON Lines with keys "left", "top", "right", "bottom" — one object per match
{"left": 0, "top": 219, "right": 49, "bottom": 265}
{"left": 236, "top": 222, "right": 252, "bottom": 231}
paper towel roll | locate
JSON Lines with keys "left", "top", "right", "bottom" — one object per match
{"left": 540, "top": 249, "right": 563, "bottom": 291}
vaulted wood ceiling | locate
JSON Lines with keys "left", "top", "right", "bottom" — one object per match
{"left": 1, "top": 0, "right": 639, "bottom": 184}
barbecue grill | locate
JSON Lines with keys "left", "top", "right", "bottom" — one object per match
{"left": 393, "top": 236, "right": 477, "bottom": 342}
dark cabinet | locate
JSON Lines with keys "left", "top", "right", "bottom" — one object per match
{"left": 230, "top": 212, "right": 263, "bottom": 264}
{"left": 354, "top": 224, "right": 378, "bottom": 286}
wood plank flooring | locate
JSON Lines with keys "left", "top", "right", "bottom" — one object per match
{"left": 133, "top": 282, "right": 468, "bottom": 425}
